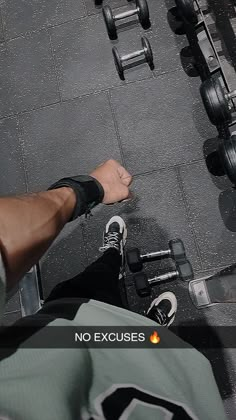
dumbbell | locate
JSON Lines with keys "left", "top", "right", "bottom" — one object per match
{"left": 103, "top": 0, "right": 150, "bottom": 40}
{"left": 175, "top": 0, "right": 198, "bottom": 25}
{"left": 200, "top": 78, "right": 236, "bottom": 126}
{"left": 112, "top": 36, "right": 153, "bottom": 80}
{"left": 134, "top": 260, "right": 194, "bottom": 297}
{"left": 127, "top": 239, "right": 186, "bottom": 273}
{"left": 219, "top": 134, "right": 236, "bottom": 185}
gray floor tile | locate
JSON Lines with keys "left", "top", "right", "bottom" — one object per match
{"left": 50, "top": 12, "right": 157, "bottom": 100}
{"left": 0, "top": 31, "right": 59, "bottom": 118}
{"left": 2, "top": 311, "right": 22, "bottom": 326}
{"left": 179, "top": 160, "right": 236, "bottom": 269}
{"left": 1, "top": 0, "right": 86, "bottom": 39}
{"left": 84, "top": 0, "right": 127, "bottom": 15}
{"left": 83, "top": 168, "right": 201, "bottom": 272}
{"left": 40, "top": 219, "right": 87, "bottom": 298}
{"left": 224, "top": 395, "right": 236, "bottom": 419}
{"left": 0, "top": 117, "right": 27, "bottom": 196}
{"left": 19, "top": 93, "right": 122, "bottom": 192}
{"left": 110, "top": 71, "right": 216, "bottom": 174}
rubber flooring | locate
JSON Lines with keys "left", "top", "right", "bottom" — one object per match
{"left": 1, "top": 0, "right": 236, "bottom": 417}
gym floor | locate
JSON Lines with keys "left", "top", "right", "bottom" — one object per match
{"left": 1, "top": 0, "right": 236, "bottom": 416}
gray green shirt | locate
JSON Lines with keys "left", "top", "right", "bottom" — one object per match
{"left": 0, "top": 261, "right": 226, "bottom": 420}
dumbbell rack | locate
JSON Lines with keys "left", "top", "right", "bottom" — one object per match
{"left": 178, "top": 0, "right": 234, "bottom": 138}
{"left": 175, "top": 0, "right": 236, "bottom": 189}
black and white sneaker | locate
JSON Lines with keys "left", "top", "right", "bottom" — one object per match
{"left": 99, "top": 216, "right": 127, "bottom": 278}
{"left": 146, "top": 292, "right": 177, "bottom": 327}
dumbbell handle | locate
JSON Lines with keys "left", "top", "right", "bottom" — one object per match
{"left": 115, "top": 8, "right": 138, "bottom": 21}
{"left": 149, "top": 270, "right": 178, "bottom": 285}
{"left": 141, "top": 249, "right": 171, "bottom": 260}
{"left": 121, "top": 50, "right": 144, "bottom": 62}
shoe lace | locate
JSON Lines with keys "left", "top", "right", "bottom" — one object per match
{"left": 99, "top": 232, "right": 120, "bottom": 252}
{"left": 154, "top": 309, "right": 168, "bottom": 326}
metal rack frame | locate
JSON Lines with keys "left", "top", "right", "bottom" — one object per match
{"left": 178, "top": 0, "right": 235, "bottom": 138}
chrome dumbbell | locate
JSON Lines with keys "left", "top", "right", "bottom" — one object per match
{"left": 134, "top": 260, "right": 194, "bottom": 297}
{"left": 103, "top": 0, "right": 150, "bottom": 40}
{"left": 112, "top": 36, "right": 154, "bottom": 80}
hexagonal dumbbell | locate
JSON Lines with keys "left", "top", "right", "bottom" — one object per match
{"left": 103, "top": 0, "right": 150, "bottom": 40}
{"left": 126, "top": 239, "right": 186, "bottom": 273}
{"left": 134, "top": 260, "right": 194, "bottom": 297}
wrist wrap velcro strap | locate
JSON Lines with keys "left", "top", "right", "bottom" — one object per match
{"left": 48, "top": 175, "right": 104, "bottom": 220}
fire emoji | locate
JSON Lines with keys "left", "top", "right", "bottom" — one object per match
{"left": 149, "top": 331, "right": 160, "bottom": 344}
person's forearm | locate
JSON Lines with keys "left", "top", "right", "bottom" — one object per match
{"left": 0, "top": 187, "right": 76, "bottom": 290}
{"left": 0, "top": 160, "right": 132, "bottom": 291}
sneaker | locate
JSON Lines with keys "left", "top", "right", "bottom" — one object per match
{"left": 99, "top": 216, "right": 127, "bottom": 278}
{"left": 146, "top": 292, "right": 177, "bottom": 327}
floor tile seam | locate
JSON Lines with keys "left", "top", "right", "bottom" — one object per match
{"left": 86, "top": 4, "right": 132, "bottom": 17}
{"left": 47, "top": 29, "right": 62, "bottom": 102}
{"left": 3, "top": 26, "right": 50, "bottom": 43}
{"left": 4, "top": 310, "right": 21, "bottom": 315}
{"left": 108, "top": 68, "right": 185, "bottom": 94}
{"left": 130, "top": 159, "right": 205, "bottom": 178}
{"left": 0, "top": 99, "right": 61, "bottom": 121}
{"left": 152, "top": 67, "right": 185, "bottom": 79}
{"left": 47, "top": 10, "right": 91, "bottom": 32}
{"left": 194, "top": 264, "right": 229, "bottom": 275}
{"left": 0, "top": 74, "right": 157, "bottom": 120}
{"left": 16, "top": 116, "right": 30, "bottom": 193}
{"left": 60, "top": 74, "right": 155, "bottom": 100}
{"left": 106, "top": 90, "right": 126, "bottom": 167}
{"left": 175, "top": 165, "right": 204, "bottom": 270}
{"left": 2, "top": 13, "right": 89, "bottom": 42}
{"left": 0, "top": 68, "right": 183, "bottom": 122}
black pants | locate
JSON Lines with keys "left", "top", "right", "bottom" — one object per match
{"left": 45, "top": 249, "right": 127, "bottom": 308}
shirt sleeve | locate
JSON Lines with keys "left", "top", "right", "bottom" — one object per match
{"left": 0, "top": 253, "right": 6, "bottom": 323}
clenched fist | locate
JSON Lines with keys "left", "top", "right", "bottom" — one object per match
{"left": 90, "top": 159, "right": 132, "bottom": 204}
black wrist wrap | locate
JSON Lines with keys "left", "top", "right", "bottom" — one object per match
{"left": 48, "top": 175, "right": 104, "bottom": 220}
